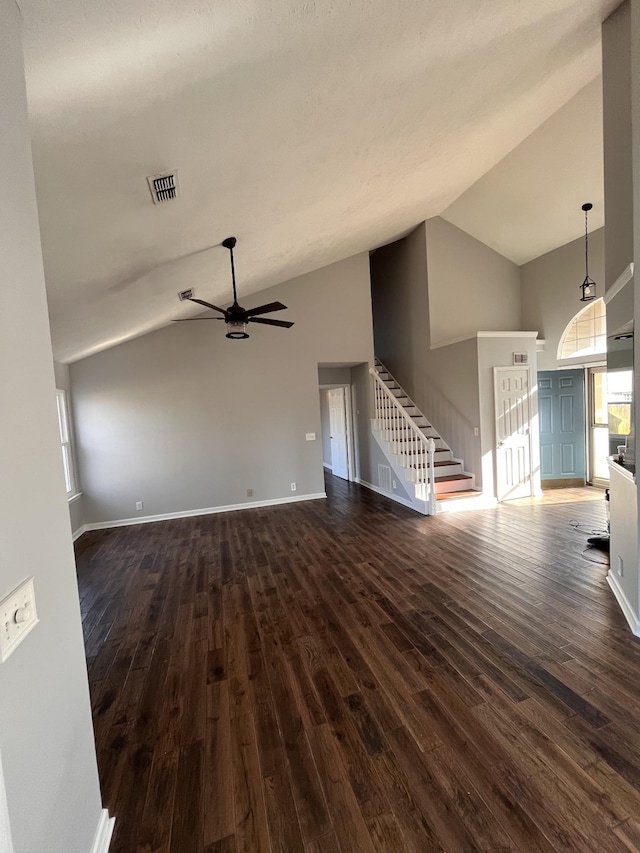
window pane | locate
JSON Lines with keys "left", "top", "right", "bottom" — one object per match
{"left": 593, "top": 372, "right": 607, "bottom": 425}
{"left": 559, "top": 298, "right": 607, "bottom": 360}
{"left": 56, "top": 391, "right": 69, "bottom": 442}
{"left": 61, "top": 445, "right": 72, "bottom": 493}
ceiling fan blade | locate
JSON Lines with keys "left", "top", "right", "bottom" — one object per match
{"left": 243, "top": 301, "right": 287, "bottom": 318}
{"left": 172, "top": 317, "right": 224, "bottom": 321}
{"left": 248, "top": 317, "right": 294, "bottom": 328}
{"left": 186, "top": 297, "right": 227, "bottom": 314}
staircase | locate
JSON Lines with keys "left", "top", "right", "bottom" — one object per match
{"left": 371, "top": 359, "right": 480, "bottom": 514}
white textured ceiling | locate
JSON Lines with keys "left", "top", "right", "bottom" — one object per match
{"left": 19, "top": 0, "right": 618, "bottom": 362}
{"left": 442, "top": 77, "right": 604, "bottom": 265}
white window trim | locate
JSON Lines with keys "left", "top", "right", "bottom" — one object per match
{"left": 55, "top": 390, "right": 78, "bottom": 498}
{"left": 557, "top": 297, "right": 606, "bottom": 362}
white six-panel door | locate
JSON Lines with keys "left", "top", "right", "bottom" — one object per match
{"left": 328, "top": 388, "right": 349, "bottom": 480}
{"left": 494, "top": 366, "right": 533, "bottom": 501}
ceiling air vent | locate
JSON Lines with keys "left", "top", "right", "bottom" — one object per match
{"left": 178, "top": 288, "right": 195, "bottom": 301}
{"left": 147, "top": 170, "right": 180, "bottom": 204}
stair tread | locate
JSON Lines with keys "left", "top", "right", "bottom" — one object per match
{"left": 437, "top": 489, "right": 481, "bottom": 501}
{"left": 434, "top": 474, "right": 473, "bottom": 483}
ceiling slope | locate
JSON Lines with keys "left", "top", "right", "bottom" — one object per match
{"left": 442, "top": 77, "right": 604, "bottom": 265}
{"left": 18, "top": 0, "right": 618, "bottom": 361}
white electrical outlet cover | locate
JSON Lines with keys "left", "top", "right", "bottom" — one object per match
{"left": 0, "top": 577, "right": 39, "bottom": 663}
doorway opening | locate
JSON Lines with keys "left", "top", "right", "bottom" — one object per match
{"left": 319, "top": 384, "right": 355, "bottom": 481}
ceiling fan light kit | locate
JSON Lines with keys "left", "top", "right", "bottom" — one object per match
{"left": 173, "top": 236, "right": 294, "bottom": 339}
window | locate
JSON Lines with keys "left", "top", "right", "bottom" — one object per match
{"left": 56, "top": 390, "right": 76, "bottom": 496}
{"left": 558, "top": 298, "right": 606, "bottom": 360}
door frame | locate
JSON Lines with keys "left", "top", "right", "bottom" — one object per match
{"left": 493, "top": 365, "right": 534, "bottom": 501}
{"left": 587, "top": 365, "right": 610, "bottom": 487}
{"left": 319, "top": 383, "right": 356, "bottom": 482}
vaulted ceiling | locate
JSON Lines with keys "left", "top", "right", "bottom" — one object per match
{"left": 19, "top": 0, "right": 618, "bottom": 362}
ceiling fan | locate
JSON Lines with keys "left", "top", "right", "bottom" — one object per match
{"left": 174, "top": 236, "right": 294, "bottom": 339}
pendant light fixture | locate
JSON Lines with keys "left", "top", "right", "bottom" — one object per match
{"left": 579, "top": 202, "right": 596, "bottom": 302}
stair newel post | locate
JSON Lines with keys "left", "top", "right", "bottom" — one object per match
{"left": 427, "top": 437, "right": 436, "bottom": 515}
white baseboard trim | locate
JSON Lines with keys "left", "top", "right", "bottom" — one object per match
{"left": 72, "top": 524, "right": 87, "bottom": 542}
{"left": 356, "top": 478, "right": 425, "bottom": 513}
{"left": 90, "top": 810, "right": 115, "bottom": 853}
{"left": 323, "top": 463, "right": 333, "bottom": 471}
{"left": 607, "top": 571, "right": 640, "bottom": 637}
{"left": 81, "top": 493, "right": 327, "bottom": 533}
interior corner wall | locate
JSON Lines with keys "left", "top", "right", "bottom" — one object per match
{"left": 0, "top": 3, "right": 103, "bottom": 851}
{"left": 630, "top": 0, "right": 640, "bottom": 626}
{"left": 424, "top": 217, "right": 521, "bottom": 347}
{"left": 70, "top": 253, "right": 374, "bottom": 524}
{"left": 319, "top": 390, "right": 332, "bottom": 467}
{"left": 520, "top": 228, "right": 605, "bottom": 370}
{"left": 370, "top": 224, "right": 483, "bottom": 486}
{"left": 603, "top": 0, "right": 634, "bottom": 290}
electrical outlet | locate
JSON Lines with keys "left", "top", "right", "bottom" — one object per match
{"left": 291, "top": 482, "right": 297, "bottom": 492}
{"left": 247, "top": 489, "right": 254, "bottom": 497}
{"left": 0, "top": 577, "right": 39, "bottom": 663}
{"left": 617, "top": 556, "right": 624, "bottom": 577}
{"left": 392, "top": 480, "right": 397, "bottom": 489}
{"left": 474, "top": 427, "right": 479, "bottom": 437}
{"left": 136, "top": 501, "right": 143, "bottom": 511}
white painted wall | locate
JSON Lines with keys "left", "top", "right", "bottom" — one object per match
{"left": 520, "top": 228, "right": 605, "bottom": 371}
{"left": 425, "top": 217, "right": 521, "bottom": 347}
{"left": 608, "top": 464, "right": 639, "bottom": 629}
{"left": 0, "top": 3, "right": 103, "bottom": 851}
{"left": 70, "top": 254, "right": 375, "bottom": 524}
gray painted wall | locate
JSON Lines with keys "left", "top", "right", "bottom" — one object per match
{"left": 630, "top": 0, "right": 640, "bottom": 627}
{"left": 603, "top": 1, "right": 634, "bottom": 289}
{"left": 425, "top": 217, "right": 521, "bottom": 346}
{"left": 71, "top": 254, "right": 375, "bottom": 523}
{"left": 0, "top": 748, "right": 13, "bottom": 853}
{"left": 0, "top": 3, "right": 103, "bottom": 850}
{"left": 371, "top": 223, "right": 482, "bottom": 486}
{"left": 520, "top": 228, "right": 605, "bottom": 371}
{"left": 318, "top": 367, "right": 352, "bottom": 384}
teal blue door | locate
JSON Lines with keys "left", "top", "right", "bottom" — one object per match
{"left": 538, "top": 370, "right": 586, "bottom": 484}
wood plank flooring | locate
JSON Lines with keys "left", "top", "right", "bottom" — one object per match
{"left": 75, "top": 476, "right": 640, "bottom": 852}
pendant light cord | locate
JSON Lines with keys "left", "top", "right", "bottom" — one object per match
{"left": 229, "top": 246, "right": 238, "bottom": 304}
{"left": 584, "top": 207, "right": 589, "bottom": 279}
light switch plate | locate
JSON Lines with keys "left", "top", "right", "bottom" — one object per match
{"left": 0, "top": 577, "right": 39, "bottom": 663}
{"left": 306, "top": 433, "right": 316, "bottom": 441}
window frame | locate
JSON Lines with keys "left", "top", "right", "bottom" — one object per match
{"left": 55, "top": 389, "right": 77, "bottom": 497}
{"left": 557, "top": 297, "right": 606, "bottom": 362}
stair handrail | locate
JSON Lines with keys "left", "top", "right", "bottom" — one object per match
{"left": 369, "top": 368, "right": 437, "bottom": 514}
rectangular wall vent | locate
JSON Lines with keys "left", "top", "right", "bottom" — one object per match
{"left": 147, "top": 170, "right": 180, "bottom": 204}
{"left": 378, "top": 464, "right": 392, "bottom": 493}
{"left": 178, "top": 288, "right": 195, "bottom": 301}
{"left": 513, "top": 352, "right": 529, "bottom": 365}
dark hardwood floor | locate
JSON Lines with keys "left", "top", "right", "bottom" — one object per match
{"left": 75, "top": 475, "right": 640, "bottom": 852}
